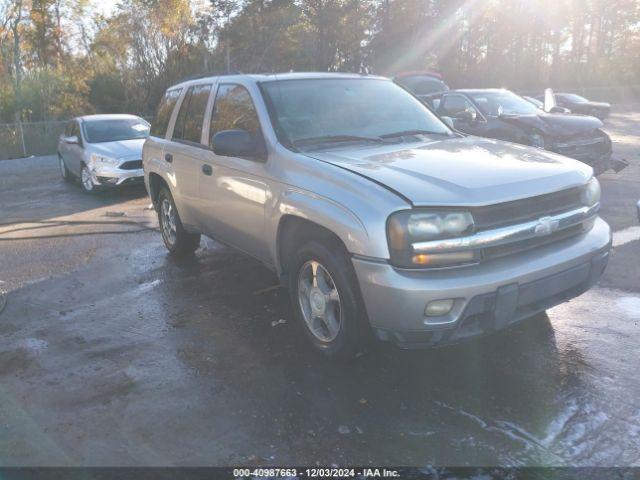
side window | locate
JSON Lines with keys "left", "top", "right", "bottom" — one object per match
{"left": 179, "top": 84, "right": 212, "bottom": 144}
{"left": 440, "top": 95, "right": 475, "bottom": 117}
{"left": 209, "top": 84, "right": 260, "bottom": 146}
{"left": 172, "top": 88, "right": 193, "bottom": 141}
{"left": 150, "top": 88, "right": 183, "bottom": 137}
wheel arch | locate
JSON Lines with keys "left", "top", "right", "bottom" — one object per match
{"left": 148, "top": 172, "right": 170, "bottom": 208}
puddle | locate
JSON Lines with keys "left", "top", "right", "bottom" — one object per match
{"left": 616, "top": 296, "right": 640, "bottom": 319}
{"left": 612, "top": 226, "right": 640, "bottom": 247}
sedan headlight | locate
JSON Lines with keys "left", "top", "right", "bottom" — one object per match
{"left": 581, "top": 177, "right": 601, "bottom": 207}
{"left": 528, "top": 133, "right": 545, "bottom": 148}
{"left": 90, "top": 153, "right": 119, "bottom": 166}
{"left": 387, "top": 210, "right": 477, "bottom": 268}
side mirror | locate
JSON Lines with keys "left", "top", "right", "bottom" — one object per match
{"left": 441, "top": 116, "right": 454, "bottom": 129}
{"left": 455, "top": 109, "right": 477, "bottom": 122}
{"left": 549, "top": 106, "right": 566, "bottom": 114}
{"left": 211, "top": 129, "right": 266, "bottom": 160}
{"left": 65, "top": 135, "right": 79, "bottom": 144}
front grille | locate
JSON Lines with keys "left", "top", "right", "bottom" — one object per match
{"left": 120, "top": 160, "right": 143, "bottom": 170}
{"left": 482, "top": 223, "right": 585, "bottom": 260}
{"left": 471, "top": 187, "right": 583, "bottom": 231}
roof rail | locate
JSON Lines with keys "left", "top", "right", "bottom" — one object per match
{"left": 177, "top": 71, "right": 243, "bottom": 83}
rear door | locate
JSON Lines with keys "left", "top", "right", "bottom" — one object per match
{"left": 167, "top": 83, "right": 214, "bottom": 228}
{"left": 196, "top": 83, "right": 269, "bottom": 261}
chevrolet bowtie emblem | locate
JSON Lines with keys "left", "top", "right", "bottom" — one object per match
{"left": 534, "top": 216, "right": 560, "bottom": 237}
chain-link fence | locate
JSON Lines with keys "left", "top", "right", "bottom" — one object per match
{"left": 0, "top": 120, "right": 67, "bottom": 160}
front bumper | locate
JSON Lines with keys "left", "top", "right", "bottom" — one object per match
{"left": 353, "top": 217, "right": 611, "bottom": 348}
{"left": 90, "top": 165, "right": 144, "bottom": 187}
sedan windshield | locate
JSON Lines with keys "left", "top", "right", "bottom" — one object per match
{"left": 83, "top": 119, "right": 150, "bottom": 143}
{"left": 468, "top": 91, "right": 539, "bottom": 116}
{"left": 261, "top": 78, "right": 451, "bottom": 147}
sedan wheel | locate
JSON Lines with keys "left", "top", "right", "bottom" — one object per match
{"left": 80, "top": 165, "right": 94, "bottom": 192}
{"left": 297, "top": 259, "right": 342, "bottom": 343}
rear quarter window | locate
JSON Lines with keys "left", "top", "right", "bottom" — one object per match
{"left": 150, "top": 88, "right": 183, "bottom": 137}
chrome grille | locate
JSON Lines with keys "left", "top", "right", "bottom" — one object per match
{"left": 471, "top": 187, "right": 583, "bottom": 231}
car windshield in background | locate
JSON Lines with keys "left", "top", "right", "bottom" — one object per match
{"left": 83, "top": 119, "right": 150, "bottom": 143}
{"left": 469, "top": 91, "right": 540, "bottom": 116}
{"left": 560, "top": 93, "right": 589, "bottom": 103}
{"left": 262, "top": 78, "right": 450, "bottom": 147}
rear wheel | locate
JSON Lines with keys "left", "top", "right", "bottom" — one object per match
{"left": 288, "top": 239, "right": 370, "bottom": 359}
{"left": 59, "top": 155, "right": 72, "bottom": 182}
{"left": 157, "top": 187, "right": 200, "bottom": 255}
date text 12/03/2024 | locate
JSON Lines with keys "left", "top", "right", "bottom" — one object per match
{"left": 233, "top": 468, "right": 401, "bottom": 477}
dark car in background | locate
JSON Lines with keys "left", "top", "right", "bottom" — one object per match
{"left": 394, "top": 71, "right": 449, "bottom": 102}
{"left": 536, "top": 93, "right": 611, "bottom": 120}
{"left": 431, "top": 89, "right": 612, "bottom": 174}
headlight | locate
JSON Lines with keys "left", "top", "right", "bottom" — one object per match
{"left": 90, "top": 154, "right": 119, "bottom": 166}
{"left": 387, "top": 210, "right": 477, "bottom": 268}
{"left": 528, "top": 133, "right": 545, "bottom": 148}
{"left": 581, "top": 177, "right": 601, "bottom": 207}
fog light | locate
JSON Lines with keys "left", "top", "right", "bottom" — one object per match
{"left": 425, "top": 299, "right": 454, "bottom": 317}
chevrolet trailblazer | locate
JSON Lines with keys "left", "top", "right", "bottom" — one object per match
{"left": 143, "top": 73, "right": 611, "bottom": 358}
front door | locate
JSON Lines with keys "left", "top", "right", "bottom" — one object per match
{"left": 197, "top": 83, "right": 269, "bottom": 261}
{"left": 63, "top": 121, "right": 85, "bottom": 175}
{"left": 439, "top": 94, "right": 485, "bottom": 136}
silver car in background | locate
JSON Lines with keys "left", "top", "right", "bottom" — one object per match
{"left": 58, "top": 114, "right": 150, "bottom": 193}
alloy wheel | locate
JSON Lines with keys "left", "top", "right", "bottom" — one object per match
{"left": 297, "top": 260, "right": 342, "bottom": 342}
{"left": 160, "top": 197, "right": 177, "bottom": 246}
{"left": 81, "top": 166, "right": 94, "bottom": 191}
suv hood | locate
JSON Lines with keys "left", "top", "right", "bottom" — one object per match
{"left": 304, "top": 136, "right": 592, "bottom": 207}
{"left": 89, "top": 138, "right": 145, "bottom": 159}
{"left": 499, "top": 112, "right": 603, "bottom": 137}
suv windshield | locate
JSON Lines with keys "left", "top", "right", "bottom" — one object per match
{"left": 261, "top": 78, "right": 450, "bottom": 147}
{"left": 83, "top": 118, "right": 150, "bottom": 143}
{"left": 468, "top": 91, "right": 539, "bottom": 116}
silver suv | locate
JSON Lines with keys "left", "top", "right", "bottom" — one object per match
{"left": 143, "top": 73, "right": 611, "bottom": 358}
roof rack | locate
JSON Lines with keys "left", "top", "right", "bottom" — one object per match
{"left": 177, "top": 71, "right": 244, "bottom": 83}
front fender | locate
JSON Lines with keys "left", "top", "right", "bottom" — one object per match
{"left": 267, "top": 188, "right": 373, "bottom": 270}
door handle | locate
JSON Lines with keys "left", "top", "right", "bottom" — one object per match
{"left": 164, "top": 153, "right": 173, "bottom": 163}
{"left": 201, "top": 164, "right": 213, "bottom": 176}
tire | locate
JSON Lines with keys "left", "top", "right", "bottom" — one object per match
{"left": 288, "top": 239, "right": 370, "bottom": 359}
{"left": 59, "top": 155, "right": 73, "bottom": 182}
{"left": 157, "top": 187, "right": 200, "bottom": 255}
{"left": 80, "top": 164, "right": 96, "bottom": 193}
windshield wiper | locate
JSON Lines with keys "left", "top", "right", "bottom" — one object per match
{"left": 292, "top": 134, "right": 387, "bottom": 147}
{"left": 380, "top": 129, "right": 449, "bottom": 138}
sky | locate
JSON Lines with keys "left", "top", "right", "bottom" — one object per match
{"left": 95, "top": 0, "right": 119, "bottom": 17}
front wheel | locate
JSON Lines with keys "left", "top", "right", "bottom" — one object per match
{"left": 80, "top": 164, "right": 96, "bottom": 193}
{"left": 157, "top": 187, "right": 200, "bottom": 255}
{"left": 288, "top": 240, "right": 370, "bottom": 359}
